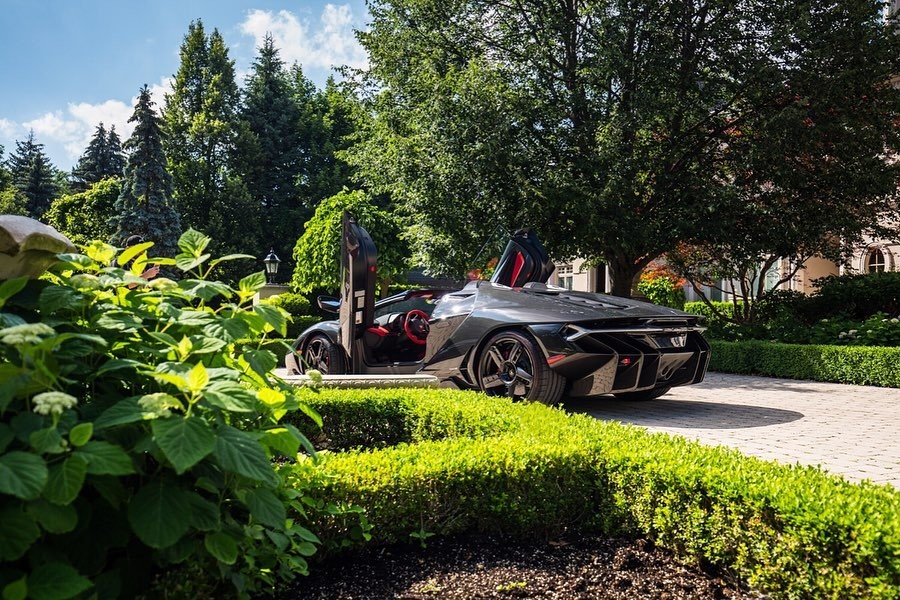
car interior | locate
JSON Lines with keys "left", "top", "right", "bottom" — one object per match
{"left": 362, "top": 291, "right": 446, "bottom": 364}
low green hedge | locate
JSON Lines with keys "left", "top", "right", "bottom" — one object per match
{"left": 287, "top": 388, "right": 900, "bottom": 598}
{"left": 710, "top": 340, "right": 900, "bottom": 387}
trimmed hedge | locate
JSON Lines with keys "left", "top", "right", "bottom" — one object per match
{"left": 709, "top": 340, "right": 900, "bottom": 387}
{"left": 287, "top": 388, "right": 900, "bottom": 599}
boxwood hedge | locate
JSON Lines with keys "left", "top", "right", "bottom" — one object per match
{"left": 709, "top": 340, "right": 900, "bottom": 387}
{"left": 286, "top": 388, "right": 900, "bottom": 599}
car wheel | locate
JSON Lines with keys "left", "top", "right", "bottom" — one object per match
{"left": 476, "top": 330, "right": 565, "bottom": 405}
{"left": 613, "top": 386, "right": 671, "bottom": 401}
{"left": 302, "top": 335, "right": 346, "bottom": 375}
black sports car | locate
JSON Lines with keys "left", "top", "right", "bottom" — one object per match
{"left": 285, "top": 213, "right": 710, "bottom": 404}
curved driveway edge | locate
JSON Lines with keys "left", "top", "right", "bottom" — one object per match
{"left": 564, "top": 372, "right": 900, "bottom": 488}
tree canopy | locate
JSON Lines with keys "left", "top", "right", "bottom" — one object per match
{"left": 109, "top": 85, "right": 182, "bottom": 256}
{"left": 5, "top": 131, "right": 58, "bottom": 219}
{"left": 71, "top": 122, "right": 126, "bottom": 191}
{"left": 45, "top": 177, "right": 121, "bottom": 246}
{"left": 349, "top": 0, "right": 900, "bottom": 295}
{"left": 291, "top": 189, "right": 410, "bottom": 295}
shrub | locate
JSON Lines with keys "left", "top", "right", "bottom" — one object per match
{"left": 286, "top": 388, "right": 900, "bottom": 599}
{"left": 813, "top": 272, "right": 900, "bottom": 321}
{"left": 709, "top": 340, "right": 900, "bottom": 386}
{"left": 0, "top": 231, "right": 359, "bottom": 599}
{"left": 683, "top": 301, "right": 761, "bottom": 340}
{"left": 262, "top": 293, "right": 320, "bottom": 339}
{"left": 638, "top": 264, "right": 686, "bottom": 309}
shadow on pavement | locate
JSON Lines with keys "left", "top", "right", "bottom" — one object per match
{"left": 562, "top": 396, "right": 804, "bottom": 429}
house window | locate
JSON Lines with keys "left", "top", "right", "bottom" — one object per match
{"left": 868, "top": 249, "right": 886, "bottom": 273}
{"left": 557, "top": 264, "right": 574, "bottom": 290}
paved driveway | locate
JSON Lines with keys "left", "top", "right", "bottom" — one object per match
{"left": 563, "top": 372, "right": 900, "bottom": 488}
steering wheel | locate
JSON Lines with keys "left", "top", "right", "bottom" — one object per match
{"left": 403, "top": 309, "right": 430, "bottom": 345}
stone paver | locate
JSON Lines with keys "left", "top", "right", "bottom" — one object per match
{"left": 564, "top": 372, "right": 900, "bottom": 488}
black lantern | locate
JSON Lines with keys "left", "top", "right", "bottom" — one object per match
{"left": 263, "top": 249, "right": 280, "bottom": 284}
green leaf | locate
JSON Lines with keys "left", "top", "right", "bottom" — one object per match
{"left": 94, "top": 359, "right": 143, "bottom": 377}
{"left": 43, "top": 455, "right": 87, "bottom": 505}
{"left": 208, "top": 253, "right": 255, "bottom": 268}
{"left": 261, "top": 427, "right": 301, "bottom": 457}
{"left": 27, "top": 499, "right": 78, "bottom": 534}
{"left": 253, "top": 303, "right": 287, "bottom": 336}
{"left": 0, "top": 506, "right": 40, "bottom": 560}
{"left": 0, "top": 277, "right": 27, "bottom": 307}
{"left": 127, "top": 480, "right": 192, "bottom": 549}
{"left": 177, "top": 228, "right": 211, "bottom": 257}
{"left": 204, "top": 531, "right": 238, "bottom": 565}
{"left": 0, "top": 423, "right": 13, "bottom": 453}
{"left": 242, "top": 348, "right": 277, "bottom": 379}
{"left": 186, "top": 335, "right": 227, "bottom": 354}
{"left": 146, "top": 331, "right": 178, "bottom": 347}
{"left": 151, "top": 417, "right": 216, "bottom": 474}
{"left": 203, "top": 318, "right": 249, "bottom": 343}
{"left": 27, "top": 561, "right": 92, "bottom": 600}
{"left": 239, "top": 487, "right": 286, "bottom": 528}
{"left": 29, "top": 428, "right": 65, "bottom": 454}
{"left": 203, "top": 383, "right": 258, "bottom": 413}
{"left": 213, "top": 426, "right": 277, "bottom": 485}
{"left": 238, "top": 271, "right": 267, "bottom": 294}
{"left": 186, "top": 362, "right": 209, "bottom": 393}
{"left": 93, "top": 398, "right": 146, "bottom": 429}
{"left": 177, "top": 279, "right": 233, "bottom": 301}
{"left": 2, "top": 577, "right": 27, "bottom": 600}
{"left": 186, "top": 493, "right": 220, "bottom": 531}
{"left": 75, "top": 441, "right": 136, "bottom": 476}
{"left": 55, "top": 253, "right": 95, "bottom": 269}
{"left": 68, "top": 423, "right": 93, "bottom": 447}
{"left": 39, "top": 287, "right": 82, "bottom": 313}
{"left": 0, "top": 452, "right": 48, "bottom": 500}
{"left": 175, "top": 254, "right": 211, "bottom": 273}
{"left": 116, "top": 241, "right": 154, "bottom": 267}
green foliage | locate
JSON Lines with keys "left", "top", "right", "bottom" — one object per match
{"left": 6, "top": 132, "right": 58, "bottom": 220}
{"left": 812, "top": 272, "right": 900, "bottom": 322}
{"left": 44, "top": 178, "right": 120, "bottom": 246}
{"left": 709, "top": 340, "right": 900, "bottom": 387}
{"left": 351, "top": 0, "right": 900, "bottom": 297}
{"left": 71, "top": 123, "right": 125, "bottom": 191}
{"left": 0, "top": 187, "right": 28, "bottom": 216}
{"left": 109, "top": 86, "right": 183, "bottom": 257}
{"left": 287, "top": 387, "right": 900, "bottom": 598}
{"left": 637, "top": 266, "right": 685, "bottom": 309}
{"left": 291, "top": 189, "right": 410, "bottom": 295}
{"left": 163, "top": 20, "right": 259, "bottom": 284}
{"left": 0, "top": 231, "right": 353, "bottom": 598}
{"left": 261, "top": 293, "right": 318, "bottom": 339}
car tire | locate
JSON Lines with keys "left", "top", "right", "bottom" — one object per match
{"left": 302, "top": 334, "right": 346, "bottom": 375}
{"left": 613, "top": 386, "right": 671, "bottom": 401}
{"left": 476, "top": 330, "right": 565, "bottom": 405}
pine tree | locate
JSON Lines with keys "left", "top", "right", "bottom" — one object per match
{"left": 163, "top": 20, "right": 260, "bottom": 275}
{"left": 109, "top": 85, "right": 182, "bottom": 257}
{"left": 6, "top": 131, "right": 58, "bottom": 219}
{"left": 233, "top": 35, "right": 305, "bottom": 278}
{"left": 72, "top": 123, "right": 126, "bottom": 191}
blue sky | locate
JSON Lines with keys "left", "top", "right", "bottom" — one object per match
{"left": 0, "top": 0, "right": 370, "bottom": 171}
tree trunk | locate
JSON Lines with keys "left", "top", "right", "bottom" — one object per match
{"left": 607, "top": 259, "right": 640, "bottom": 299}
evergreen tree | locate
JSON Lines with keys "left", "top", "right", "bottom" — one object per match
{"left": 305, "top": 76, "right": 358, "bottom": 204}
{"left": 163, "top": 20, "right": 260, "bottom": 278}
{"left": 105, "top": 126, "right": 126, "bottom": 176}
{"left": 0, "top": 144, "right": 11, "bottom": 192}
{"left": 6, "top": 131, "right": 58, "bottom": 219}
{"left": 109, "top": 85, "right": 182, "bottom": 257}
{"left": 233, "top": 35, "right": 305, "bottom": 278}
{"left": 72, "top": 123, "right": 126, "bottom": 191}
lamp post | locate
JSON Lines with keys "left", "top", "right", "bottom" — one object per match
{"left": 263, "top": 249, "right": 280, "bottom": 284}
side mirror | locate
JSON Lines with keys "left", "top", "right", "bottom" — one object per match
{"left": 317, "top": 296, "right": 340, "bottom": 314}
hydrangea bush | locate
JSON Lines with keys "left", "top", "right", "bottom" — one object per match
{"left": 0, "top": 230, "right": 357, "bottom": 599}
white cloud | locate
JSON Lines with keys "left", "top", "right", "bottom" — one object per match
{"left": 0, "top": 118, "right": 15, "bottom": 139}
{"left": 15, "top": 76, "right": 174, "bottom": 167}
{"left": 239, "top": 5, "right": 368, "bottom": 72}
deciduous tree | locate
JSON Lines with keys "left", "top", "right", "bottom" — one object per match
{"left": 350, "top": 0, "right": 900, "bottom": 296}
{"left": 45, "top": 177, "right": 121, "bottom": 246}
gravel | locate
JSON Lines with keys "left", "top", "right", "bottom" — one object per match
{"left": 284, "top": 533, "right": 759, "bottom": 599}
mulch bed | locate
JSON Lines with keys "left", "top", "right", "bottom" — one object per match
{"left": 283, "top": 533, "right": 759, "bottom": 599}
